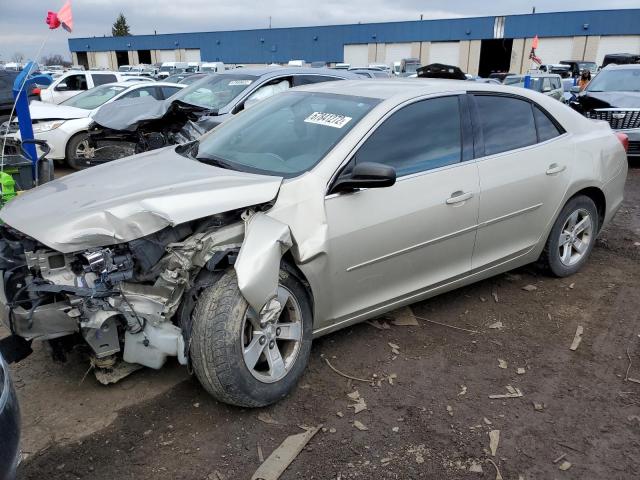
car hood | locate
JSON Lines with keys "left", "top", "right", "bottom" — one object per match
{"left": 577, "top": 91, "right": 640, "bottom": 110}
{"left": 27, "top": 100, "right": 90, "bottom": 120}
{"left": 0, "top": 147, "right": 283, "bottom": 253}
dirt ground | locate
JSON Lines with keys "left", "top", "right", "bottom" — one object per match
{"left": 9, "top": 163, "right": 640, "bottom": 480}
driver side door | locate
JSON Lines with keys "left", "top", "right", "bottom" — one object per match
{"left": 320, "top": 95, "right": 480, "bottom": 326}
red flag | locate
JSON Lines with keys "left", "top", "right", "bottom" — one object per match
{"left": 45, "top": 1, "right": 73, "bottom": 32}
{"left": 531, "top": 35, "right": 539, "bottom": 49}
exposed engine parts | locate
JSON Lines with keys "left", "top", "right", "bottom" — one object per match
{"left": 0, "top": 214, "right": 249, "bottom": 378}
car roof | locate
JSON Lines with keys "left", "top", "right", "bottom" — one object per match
{"left": 603, "top": 63, "right": 640, "bottom": 70}
{"left": 105, "top": 81, "right": 184, "bottom": 88}
{"left": 217, "top": 66, "right": 359, "bottom": 78}
{"left": 293, "top": 78, "right": 566, "bottom": 102}
{"left": 510, "top": 73, "right": 561, "bottom": 78}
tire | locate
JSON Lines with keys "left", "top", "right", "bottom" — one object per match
{"left": 190, "top": 268, "right": 313, "bottom": 407}
{"left": 65, "top": 132, "right": 92, "bottom": 170}
{"left": 542, "top": 195, "right": 598, "bottom": 277}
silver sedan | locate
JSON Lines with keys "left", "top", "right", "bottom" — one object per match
{"left": 0, "top": 79, "right": 628, "bottom": 407}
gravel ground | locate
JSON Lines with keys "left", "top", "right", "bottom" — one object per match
{"left": 11, "top": 162, "right": 640, "bottom": 480}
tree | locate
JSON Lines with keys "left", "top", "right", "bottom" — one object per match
{"left": 11, "top": 52, "right": 25, "bottom": 63}
{"left": 112, "top": 13, "right": 131, "bottom": 37}
{"left": 41, "top": 54, "right": 71, "bottom": 67}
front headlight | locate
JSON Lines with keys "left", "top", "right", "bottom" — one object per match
{"left": 32, "top": 120, "right": 65, "bottom": 133}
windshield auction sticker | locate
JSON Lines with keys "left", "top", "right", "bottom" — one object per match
{"left": 304, "top": 112, "right": 352, "bottom": 128}
{"left": 228, "top": 80, "right": 253, "bottom": 86}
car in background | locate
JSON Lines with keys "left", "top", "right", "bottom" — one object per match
{"left": 601, "top": 53, "right": 640, "bottom": 69}
{"left": 157, "top": 62, "right": 189, "bottom": 79}
{"left": 570, "top": 64, "right": 640, "bottom": 157}
{"left": 177, "top": 73, "right": 210, "bottom": 85}
{"left": 348, "top": 68, "right": 391, "bottom": 78}
{"left": 121, "top": 76, "right": 155, "bottom": 83}
{"left": 0, "top": 80, "right": 627, "bottom": 408}
{"left": 560, "top": 60, "right": 598, "bottom": 78}
{"left": 200, "top": 62, "right": 225, "bottom": 73}
{"left": 39, "top": 70, "right": 123, "bottom": 104}
{"left": 503, "top": 73, "right": 565, "bottom": 102}
{"left": 333, "top": 63, "right": 350, "bottom": 70}
{"left": 489, "top": 72, "right": 516, "bottom": 82}
{"left": 538, "top": 64, "right": 572, "bottom": 78}
{"left": 0, "top": 70, "right": 41, "bottom": 124}
{"left": 88, "top": 67, "right": 361, "bottom": 161}
{"left": 0, "top": 351, "right": 20, "bottom": 480}
{"left": 395, "top": 58, "right": 421, "bottom": 77}
{"left": 369, "top": 63, "right": 392, "bottom": 74}
{"left": 1, "top": 81, "right": 185, "bottom": 169}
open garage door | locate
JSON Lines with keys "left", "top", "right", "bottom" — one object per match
{"left": 429, "top": 42, "right": 460, "bottom": 66}
{"left": 344, "top": 45, "right": 369, "bottom": 67}
{"left": 184, "top": 49, "right": 201, "bottom": 63}
{"left": 384, "top": 43, "right": 412, "bottom": 65}
{"left": 535, "top": 37, "right": 573, "bottom": 65}
{"left": 94, "top": 51, "right": 111, "bottom": 69}
{"left": 158, "top": 50, "right": 177, "bottom": 63}
{"left": 596, "top": 36, "right": 640, "bottom": 65}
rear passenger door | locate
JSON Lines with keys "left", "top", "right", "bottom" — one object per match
{"left": 470, "top": 94, "right": 572, "bottom": 269}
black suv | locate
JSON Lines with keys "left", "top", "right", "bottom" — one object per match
{"left": 570, "top": 64, "right": 640, "bottom": 157}
{"left": 602, "top": 53, "right": 640, "bottom": 69}
{"left": 0, "top": 70, "right": 20, "bottom": 124}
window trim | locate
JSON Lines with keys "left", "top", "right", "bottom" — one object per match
{"left": 468, "top": 92, "right": 566, "bottom": 160}
{"left": 326, "top": 93, "right": 470, "bottom": 196}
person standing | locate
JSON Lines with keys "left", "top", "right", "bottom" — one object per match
{"left": 578, "top": 70, "right": 591, "bottom": 91}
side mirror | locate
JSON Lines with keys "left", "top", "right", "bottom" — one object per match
{"left": 55, "top": 82, "right": 68, "bottom": 91}
{"left": 330, "top": 162, "right": 396, "bottom": 194}
{"left": 570, "top": 86, "right": 580, "bottom": 94}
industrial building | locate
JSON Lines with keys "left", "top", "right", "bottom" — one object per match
{"left": 69, "top": 9, "right": 640, "bottom": 76}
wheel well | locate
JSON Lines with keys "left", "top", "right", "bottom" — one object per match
{"left": 281, "top": 251, "right": 315, "bottom": 314}
{"left": 64, "top": 131, "right": 88, "bottom": 156}
{"left": 571, "top": 187, "right": 606, "bottom": 230}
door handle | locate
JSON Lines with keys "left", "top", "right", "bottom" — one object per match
{"left": 546, "top": 163, "right": 566, "bottom": 175}
{"left": 446, "top": 191, "right": 473, "bottom": 205}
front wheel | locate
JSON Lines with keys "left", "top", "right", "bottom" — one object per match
{"left": 542, "top": 195, "right": 598, "bottom": 277}
{"left": 65, "top": 132, "right": 93, "bottom": 170}
{"left": 190, "top": 268, "right": 312, "bottom": 407}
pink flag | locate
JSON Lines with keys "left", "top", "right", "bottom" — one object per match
{"left": 45, "top": 1, "right": 73, "bottom": 32}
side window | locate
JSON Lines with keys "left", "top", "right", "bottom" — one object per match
{"left": 292, "top": 75, "right": 341, "bottom": 87}
{"left": 91, "top": 74, "right": 117, "bottom": 86}
{"left": 533, "top": 105, "right": 562, "bottom": 142}
{"left": 58, "top": 74, "right": 86, "bottom": 91}
{"left": 474, "top": 95, "right": 537, "bottom": 156}
{"left": 120, "top": 86, "right": 159, "bottom": 100}
{"left": 542, "top": 77, "right": 551, "bottom": 92}
{"left": 355, "top": 96, "right": 462, "bottom": 176}
{"left": 553, "top": 78, "right": 562, "bottom": 89}
{"left": 161, "top": 86, "right": 181, "bottom": 99}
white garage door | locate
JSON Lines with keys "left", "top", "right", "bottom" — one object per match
{"left": 535, "top": 37, "right": 573, "bottom": 65}
{"left": 344, "top": 44, "right": 369, "bottom": 67}
{"left": 429, "top": 42, "right": 460, "bottom": 66}
{"left": 158, "top": 50, "right": 177, "bottom": 62}
{"left": 384, "top": 43, "right": 413, "bottom": 65}
{"left": 94, "top": 51, "right": 111, "bottom": 69}
{"left": 184, "top": 49, "right": 201, "bottom": 62}
{"left": 596, "top": 36, "right": 640, "bottom": 65}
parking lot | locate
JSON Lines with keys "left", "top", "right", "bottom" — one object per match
{"left": 5, "top": 161, "right": 637, "bottom": 479}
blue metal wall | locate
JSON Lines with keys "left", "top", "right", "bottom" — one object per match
{"left": 68, "top": 9, "right": 640, "bottom": 64}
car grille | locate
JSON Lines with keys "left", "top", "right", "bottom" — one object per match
{"left": 586, "top": 109, "right": 640, "bottom": 130}
{"left": 628, "top": 141, "right": 640, "bottom": 156}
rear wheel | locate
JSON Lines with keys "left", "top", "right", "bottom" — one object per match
{"left": 542, "top": 195, "right": 598, "bottom": 277}
{"left": 190, "top": 268, "right": 312, "bottom": 407}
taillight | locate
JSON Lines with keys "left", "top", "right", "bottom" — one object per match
{"left": 32, "top": 87, "right": 41, "bottom": 95}
{"left": 615, "top": 132, "right": 629, "bottom": 153}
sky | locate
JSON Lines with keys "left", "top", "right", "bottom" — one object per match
{"left": 1, "top": 0, "right": 638, "bottom": 63}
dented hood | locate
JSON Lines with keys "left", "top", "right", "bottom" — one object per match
{"left": 0, "top": 147, "right": 283, "bottom": 253}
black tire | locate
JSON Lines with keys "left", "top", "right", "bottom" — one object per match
{"left": 190, "top": 268, "right": 313, "bottom": 407}
{"left": 65, "top": 132, "right": 92, "bottom": 170}
{"left": 542, "top": 195, "right": 599, "bottom": 277}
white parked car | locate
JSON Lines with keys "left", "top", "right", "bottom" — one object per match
{"left": 39, "top": 71, "right": 123, "bottom": 104}
{"left": 2, "top": 81, "right": 184, "bottom": 169}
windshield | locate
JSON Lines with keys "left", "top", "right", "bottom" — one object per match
{"left": 173, "top": 74, "right": 258, "bottom": 110}
{"left": 578, "top": 62, "right": 598, "bottom": 73}
{"left": 160, "top": 66, "right": 174, "bottom": 72}
{"left": 191, "top": 91, "right": 378, "bottom": 178}
{"left": 503, "top": 76, "right": 545, "bottom": 92}
{"left": 587, "top": 69, "right": 640, "bottom": 92}
{"left": 60, "top": 84, "right": 127, "bottom": 110}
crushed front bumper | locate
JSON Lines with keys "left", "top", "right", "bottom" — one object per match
{"left": 0, "top": 275, "right": 77, "bottom": 341}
